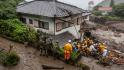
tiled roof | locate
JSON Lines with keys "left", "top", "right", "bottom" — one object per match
{"left": 16, "top": 0, "right": 84, "bottom": 17}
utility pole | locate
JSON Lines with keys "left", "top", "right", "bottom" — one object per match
{"left": 53, "top": 0, "right": 56, "bottom": 42}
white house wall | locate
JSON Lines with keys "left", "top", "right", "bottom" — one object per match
{"left": 21, "top": 15, "right": 55, "bottom": 35}
{"left": 20, "top": 14, "right": 83, "bottom": 37}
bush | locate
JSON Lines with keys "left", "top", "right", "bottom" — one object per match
{"left": 0, "top": 51, "right": 20, "bottom": 66}
{"left": 92, "top": 11, "right": 102, "bottom": 16}
{"left": 103, "top": 16, "right": 124, "bottom": 21}
{"left": 112, "top": 3, "right": 124, "bottom": 18}
{"left": 3, "top": 52, "right": 20, "bottom": 66}
{"left": 0, "top": 19, "right": 38, "bottom": 43}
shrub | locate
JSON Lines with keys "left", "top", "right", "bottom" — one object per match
{"left": 103, "top": 16, "right": 124, "bottom": 21}
{"left": 3, "top": 51, "right": 20, "bottom": 66}
{"left": 112, "top": 3, "right": 124, "bottom": 18}
{"left": 92, "top": 11, "right": 102, "bottom": 16}
{"left": 0, "top": 52, "right": 7, "bottom": 64}
{"left": 0, "top": 19, "right": 38, "bottom": 43}
{"left": 0, "top": 51, "right": 20, "bottom": 66}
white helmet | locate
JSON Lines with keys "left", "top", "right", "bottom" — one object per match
{"left": 68, "top": 40, "right": 72, "bottom": 43}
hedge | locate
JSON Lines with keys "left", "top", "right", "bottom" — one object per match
{"left": 0, "top": 19, "right": 38, "bottom": 43}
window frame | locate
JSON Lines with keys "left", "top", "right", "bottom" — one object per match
{"left": 38, "top": 20, "right": 49, "bottom": 30}
{"left": 29, "top": 19, "right": 33, "bottom": 24}
{"left": 20, "top": 17, "right": 26, "bottom": 24}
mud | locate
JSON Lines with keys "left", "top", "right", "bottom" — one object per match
{"left": 0, "top": 37, "right": 80, "bottom": 70}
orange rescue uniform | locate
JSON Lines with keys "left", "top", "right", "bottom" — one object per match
{"left": 98, "top": 44, "right": 107, "bottom": 53}
{"left": 64, "top": 43, "right": 73, "bottom": 60}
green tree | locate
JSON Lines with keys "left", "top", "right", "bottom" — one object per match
{"left": 0, "top": 0, "right": 24, "bottom": 19}
{"left": 112, "top": 3, "right": 124, "bottom": 18}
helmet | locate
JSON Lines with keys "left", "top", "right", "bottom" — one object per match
{"left": 68, "top": 40, "right": 72, "bottom": 43}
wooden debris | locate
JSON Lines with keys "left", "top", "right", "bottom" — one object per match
{"left": 42, "top": 65, "right": 64, "bottom": 69}
{"left": 116, "top": 60, "right": 124, "bottom": 65}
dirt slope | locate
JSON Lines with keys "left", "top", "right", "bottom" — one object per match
{"left": 0, "top": 37, "right": 79, "bottom": 70}
{"left": 0, "top": 36, "right": 124, "bottom": 70}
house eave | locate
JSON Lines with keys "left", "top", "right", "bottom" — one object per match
{"left": 17, "top": 12, "right": 83, "bottom": 18}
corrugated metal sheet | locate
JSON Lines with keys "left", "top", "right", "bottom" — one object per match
{"left": 17, "top": 0, "right": 84, "bottom": 17}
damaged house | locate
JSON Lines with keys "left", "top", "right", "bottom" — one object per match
{"left": 16, "top": 0, "right": 84, "bottom": 38}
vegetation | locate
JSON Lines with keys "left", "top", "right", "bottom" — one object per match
{"left": 0, "top": 51, "right": 20, "bottom": 66}
{"left": 92, "top": 11, "right": 102, "bottom": 16}
{"left": 0, "top": 0, "right": 38, "bottom": 44}
{"left": 92, "top": 3, "right": 124, "bottom": 21}
{"left": 111, "top": 3, "right": 124, "bottom": 18}
{"left": 102, "top": 3, "right": 124, "bottom": 21}
{"left": 0, "top": 0, "right": 24, "bottom": 19}
{"left": 0, "top": 19, "right": 38, "bottom": 43}
{"left": 103, "top": 16, "right": 124, "bottom": 21}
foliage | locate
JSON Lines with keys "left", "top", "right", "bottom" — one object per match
{"left": 71, "top": 51, "right": 80, "bottom": 61}
{"left": 92, "top": 11, "right": 102, "bottom": 16}
{"left": 0, "top": 51, "right": 20, "bottom": 66}
{"left": 0, "top": 19, "right": 38, "bottom": 43}
{"left": 0, "top": 0, "right": 24, "bottom": 19}
{"left": 103, "top": 16, "right": 124, "bottom": 21}
{"left": 112, "top": 3, "right": 124, "bottom": 18}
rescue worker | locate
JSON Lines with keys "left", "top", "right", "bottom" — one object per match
{"left": 64, "top": 40, "right": 73, "bottom": 63}
{"left": 89, "top": 44, "right": 97, "bottom": 52}
{"left": 102, "top": 47, "right": 108, "bottom": 57}
{"left": 77, "top": 42, "right": 81, "bottom": 50}
{"left": 82, "top": 39, "right": 88, "bottom": 47}
{"left": 83, "top": 38, "right": 93, "bottom": 47}
{"left": 87, "top": 38, "right": 93, "bottom": 47}
{"left": 98, "top": 43, "right": 108, "bottom": 57}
